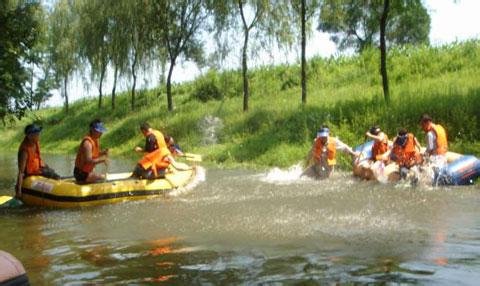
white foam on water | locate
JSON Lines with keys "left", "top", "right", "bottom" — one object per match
{"left": 170, "top": 166, "right": 206, "bottom": 197}
{"left": 259, "top": 163, "right": 312, "bottom": 185}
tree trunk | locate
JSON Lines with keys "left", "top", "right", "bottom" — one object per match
{"left": 166, "top": 59, "right": 175, "bottom": 111}
{"left": 111, "top": 64, "right": 118, "bottom": 110}
{"left": 98, "top": 60, "right": 107, "bottom": 109}
{"left": 64, "top": 76, "right": 69, "bottom": 114}
{"left": 158, "top": 59, "right": 166, "bottom": 97}
{"left": 301, "top": 0, "right": 307, "bottom": 105}
{"left": 29, "top": 65, "right": 34, "bottom": 109}
{"left": 131, "top": 48, "right": 138, "bottom": 110}
{"left": 380, "top": 0, "right": 390, "bottom": 105}
{"left": 242, "top": 29, "right": 249, "bottom": 112}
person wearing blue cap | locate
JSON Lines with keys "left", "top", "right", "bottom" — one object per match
{"left": 303, "top": 125, "right": 359, "bottom": 179}
{"left": 74, "top": 119, "right": 109, "bottom": 183}
{"left": 16, "top": 124, "right": 60, "bottom": 198}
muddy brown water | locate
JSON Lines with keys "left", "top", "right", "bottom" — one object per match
{"left": 1, "top": 153, "right": 479, "bottom": 285}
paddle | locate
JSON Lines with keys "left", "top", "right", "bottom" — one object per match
{"left": 103, "top": 158, "right": 110, "bottom": 180}
{"left": 0, "top": 196, "right": 23, "bottom": 208}
{"left": 180, "top": 153, "right": 202, "bottom": 162}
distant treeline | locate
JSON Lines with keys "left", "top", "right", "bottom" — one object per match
{"left": 2, "top": 0, "right": 432, "bottom": 123}
{"left": 1, "top": 41, "right": 479, "bottom": 169}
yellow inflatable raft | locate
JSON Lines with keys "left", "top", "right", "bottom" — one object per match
{"left": 20, "top": 163, "right": 197, "bottom": 208}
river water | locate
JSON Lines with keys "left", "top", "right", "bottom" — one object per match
{"left": 0, "top": 153, "right": 479, "bottom": 285}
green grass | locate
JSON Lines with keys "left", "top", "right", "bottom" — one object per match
{"left": 2, "top": 40, "right": 480, "bottom": 169}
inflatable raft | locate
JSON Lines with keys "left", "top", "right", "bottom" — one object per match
{"left": 354, "top": 141, "right": 480, "bottom": 185}
{"left": 19, "top": 163, "right": 197, "bottom": 208}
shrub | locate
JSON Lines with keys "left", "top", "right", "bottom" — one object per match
{"left": 191, "top": 71, "right": 224, "bottom": 102}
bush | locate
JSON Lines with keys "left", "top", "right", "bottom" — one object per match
{"left": 191, "top": 71, "right": 224, "bottom": 102}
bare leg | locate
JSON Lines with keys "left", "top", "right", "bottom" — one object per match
{"left": 85, "top": 172, "right": 105, "bottom": 183}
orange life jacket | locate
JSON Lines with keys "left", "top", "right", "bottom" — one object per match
{"left": 138, "top": 129, "right": 171, "bottom": 177}
{"left": 429, "top": 124, "right": 448, "bottom": 155}
{"left": 19, "top": 138, "right": 43, "bottom": 176}
{"left": 392, "top": 133, "right": 420, "bottom": 167}
{"left": 75, "top": 135, "right": 100, "bottom": 173}
{"left": 313, "top": 136, "right": 337, "bottom": 166}
{"left": 371, "top": 133, "right": 389, "bottom": 161}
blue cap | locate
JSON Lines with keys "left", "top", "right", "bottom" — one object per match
{"left": 24, "top": 124, "right": 42, "bottom": 135}
{"left": 92, "top": 122, "right": 107, "bottom": 133}
{"left": 317, "top": 128, "right": 329, "bottom": 137}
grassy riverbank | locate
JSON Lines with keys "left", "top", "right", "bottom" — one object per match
{"left": 1, "top": 41, "right": 480, "bottom": 169}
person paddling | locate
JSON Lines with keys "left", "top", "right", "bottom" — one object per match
{"left": 132, "top": 122, "right": 174, "bottom": 179}
{"left": 73, "top": 119, "right": 109, "bottom": 183}
{"left": 16, "top": 124, "right": 60, "bottom": 198}
{"left": 355, "top": 125, "right": 390, "bottom": 180}
{"left": 303, "top": 125, "right": 359, "bottom": 179}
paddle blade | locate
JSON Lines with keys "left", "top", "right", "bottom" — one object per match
{"left": 0, "top": 196, "right": 23, "bottom": 208}
{"left": 183, "top": 153, "right": 202, "bottom": 162}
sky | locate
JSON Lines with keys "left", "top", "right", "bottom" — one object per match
{"left": 46, "top": 0, "right": 480, "bottom": 107}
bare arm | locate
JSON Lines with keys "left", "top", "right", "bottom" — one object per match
{"left": 16, "top": 151, "right": 27, "bottom": 198}
{"left": 335, "top": 138, "right": 359, "bottom": 157}
{"left": 414, "top": 137, "right": 422, "bottom": 152}
{"left": 82, "top": 141, "right": 106, "bottom": 165}
{"left": 366, "top": 132, "right": 385, "bottom": 142}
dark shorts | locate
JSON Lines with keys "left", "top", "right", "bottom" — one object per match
{"left": 73, "top": 167, "right": 89, "bottom": 182}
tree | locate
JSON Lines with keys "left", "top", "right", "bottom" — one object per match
{"left": 102, "top": 0, "right": 130, "bottom": 110}
{"left": 379, "top": 0, "right": 390, "bottom": 104}
{"left": 318, "top": 0, "right": 430, "bottom": 104}
{"left": 48, "top": 0, "right": 79, "bottom": 113}
{"left": 76, "top": 0, "right": 110, "bottom": 108}
{"left": 152, "top": 0, "right": 208, "bottom": 111}
{"left": 211, "top": 0, "right": 292, "bottom": 112}
{"left": 289, "top": 0, "right": 320, "bottom": 105}
{"left": 0, "top": 0, "right": 43, "bottom": 124}
{"left": 318, "top": 0, "right": 430, "bottom": 52}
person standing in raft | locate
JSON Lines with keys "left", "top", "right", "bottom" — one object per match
{"left": 303, "top": 126, "right": 359, "bottom": 179}
{"left": 73, "top": 119, "right": 109, "bottom": 183}
{"left": 16, "top": 124, "right": 60, "bottom": 198}
{"left": 419, "top": 114, "right": 448, "bottom": 181}
{"left": 354, "top": 125, "right": 390, "bottom": 180}
{"left": 381, "top": 128, "right": 423, "bottom": 181}
{"left": 132, "top": 122, "right": 174, "bottom": 179}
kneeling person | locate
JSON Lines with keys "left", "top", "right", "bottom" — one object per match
{"left": 16, "top": 124, "right": 60, "bottom": 198}
{"left": 304, "top": 126, "right": 359, "bottom": 179}
{"left": 73, "top": 120, "right": 109, "bottom": 183}
{"left": 355, "top": 125, "right": 390, "bottom": 180}
{"left": 381, "top": 128, "right": 422, "bottom": 181}
{"left": 132, "top": 122, "right": 173, "bottom": 179}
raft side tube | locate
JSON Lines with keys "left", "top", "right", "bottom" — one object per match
{"left": 353, "top": 141, "right": 374, "bottom": 163}
{"left": 439, "top": 155, "right": 480, "bottom": 185}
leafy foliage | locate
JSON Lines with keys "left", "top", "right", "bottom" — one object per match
{"left": 318, "top": 0, "right": 430, "bottom": 52}
{"left": 191, "top": 72, "right": 223, "bottom": 102}
{"left": 0, "top": 0, "right": 43, "bottom": 123}
{"left": 2, "top": 41, "right": 480, "bottom": 169}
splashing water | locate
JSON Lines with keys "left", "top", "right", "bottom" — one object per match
{"left": 198, "top": 115, "right": 223, "bottom": 145}
{"left": 170, "top": 166, "right": 206, "bottom": 197}
{"left": 259, "top": 163, "right": 312, "bottom": 185}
